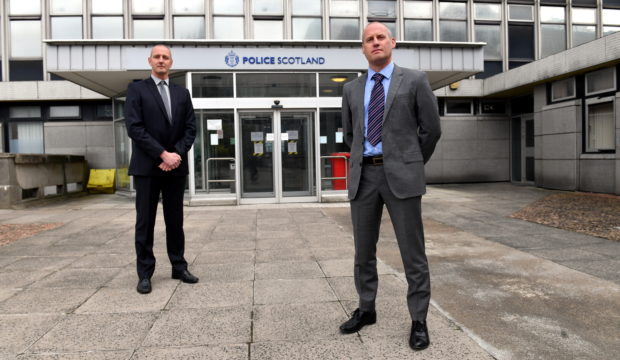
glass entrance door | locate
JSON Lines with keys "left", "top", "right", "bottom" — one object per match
{"left": 239, "top": 110, "right": 316, "bottom": 203}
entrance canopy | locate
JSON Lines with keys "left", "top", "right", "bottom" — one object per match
{"left": 45, "top": 40, "right": 485, "bottom": 97}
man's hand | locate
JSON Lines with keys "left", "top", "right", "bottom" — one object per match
{"left": 160, "top": 151, "right": 181, "bottom": 171}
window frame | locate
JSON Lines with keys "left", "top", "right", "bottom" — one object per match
{"left": 444, "top": 98, "right": 474, "bottom": 115}
{"left": 585, "top": 67, "right": 617, "bottom": 96}
{"left": 584, "top": 96, "right": 616, "bottom": 153}
{"left": 549, "top": 77, "right": 576, "bottom": 102}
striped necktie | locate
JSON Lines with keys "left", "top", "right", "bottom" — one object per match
{"left": 367, "top": 73, "right": 385, "bottom": 146}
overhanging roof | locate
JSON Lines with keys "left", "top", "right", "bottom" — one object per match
{"left": 45, "top": 40, "right": 485, "bottom": 97}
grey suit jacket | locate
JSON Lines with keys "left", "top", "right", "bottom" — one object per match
{"left": 342, "top": 64, "right": 441, "bottom": 200}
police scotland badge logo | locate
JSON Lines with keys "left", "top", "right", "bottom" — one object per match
{"left": 225, "top": 51, "right": 239, "bottom": 68}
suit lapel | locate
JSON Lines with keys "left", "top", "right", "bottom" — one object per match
{"left": 353, "top": 74, "right": 367, "bottom": 133}
{"left": 383, "top": 65, "right": 403, "bottom": 122}
{"left": 146, "top": 78, "right": 172, "bottom": 124}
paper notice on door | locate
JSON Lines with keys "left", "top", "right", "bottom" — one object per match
{"left": 254, "top": 142, "right": 264, "bottom": 155}
{"left": 210, "top": 133, "right": 219, "bottom": 145}
{"left": 287, "top": 130, "right": 299, "bottom": 140}
{"left": 335, "top": 132, "right": 344, "bottom": 143}
{"left": 217, "top": 129, "right": 224, "bottom": 139}
{"left": 266, "top": 133, "right": 275, "bottom": 141}
{"left": 288, "top": 141, "right": 297, "bottom": 154}
{"left": 281, "top": 133, "right": 289, "bottom": 141}
{"left": 320, "top": 136, "right": 328, "bottom": 144}
{"left": 251, "top": 132, "right": 263, "bottom": 141}
{"left": 207, "top": 119, "right": 222, "bottom": 131}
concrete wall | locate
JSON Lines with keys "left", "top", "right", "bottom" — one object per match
{"left": 426, "top": 115, "right": 510, "bottom": 183}
{"left": 44, "top": 121, "right": 114, "bottom": 169}
{"left": 0, "top": 123, "right": 3, "bottom": 153}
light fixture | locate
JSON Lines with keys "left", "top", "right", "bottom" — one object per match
{"left": 323, "top": 89, "right": 334, "bottom": 93}
{"left": 330, "top": 76, "right": 348, "bottom": 83}
{"left": 449, "top": 82, "right": 460, "bottom": 90}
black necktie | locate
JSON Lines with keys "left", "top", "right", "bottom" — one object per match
{"left": 367, "top": 73, "right": 385, "bottom": 146}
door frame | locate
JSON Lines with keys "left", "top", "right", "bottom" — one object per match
{"left": 510, "top": 113, "right": 535, "bottom": 184}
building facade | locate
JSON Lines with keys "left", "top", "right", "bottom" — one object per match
{"left": 1, "top": 0, "right": 619, "bottom": 205}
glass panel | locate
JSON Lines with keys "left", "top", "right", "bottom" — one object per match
{"left": 509, "top": 24, "right": 534, "bottom": 60}
{"left": 51, "top": 17, "right": 83, "bottom": 39}
{"left": 237, "top": 73, "right": 316, "bottom": 97}
{"left": 10, "top": 21, "right": 42, "bottom": 58}
{"left": 281, "top": 112, "right": 314, "bottom": 196}
{"left": 10, "top": 106, "right": 41, "bottom": 118}
{"left": 480, "top": 100, "right": 506, "bottom": 114}
{"left": 174, "top": 17, "right": 205, "bottom": 39}
{"left": 319, "top": 73, "right": 358, "bottom": 97}
{"left": 330, "top": 0, "right": 360, "bottom": 16}
{"left": 573, "top": 25, "right": 596, "bottom": 46}
{"left": 9, "top": 0, "right": 41, "bottom": 15}
{"left": 404, "top": 1, "right": 432, "bottom": 19}
{"left": 404, "top": 19, "right": 432, "bottom": 41}
{"left": 9, "top": 60, "right": 43, "bottom": 81}
{"left": 587, "top": 102, "right": 614, "bottom": 151}
{"left": 214, "top": 0, "right": 244, "bottom": 14}
{"left": 330, "top": 18, "right": 360, "bottom": 40}
{"left": 51, "top": 0, "right": 82, "bottom": 14}
{"left": 445, "top": 99, "right": 472, "bottom": 114}
{"left": 133, "top": 20, "right": 165, "bottom": 39}
{"left": 540, "top": 6, "right": 565, "bottom": 23}
{"left": 241, "top": 113, "right": 274, "bottom": 196}
{"left": 439, "top": 2, "right": 466, "bottom": 19}
{"left": 173, "top": 0, "right": 204, "bottom": 14}
{"left": 192, "top": 73, "right": 234, "bottom": 98}
{"left": 96, "top": 104, "right": 113, "bottom": 118}
{"left": 92, "top": 17, "right": 124, "bottom": 39}
{"left": 475, "top": 24, "right": 501, "bottom": 59}
{"left": 49, "top": 106, "right": 80, "bottom": 118}
{"left": 541, "top": 24, "right": 566, "bottom": 58}
{"left": 474, "top": 3, "right": 501, "bottom": 20}
{"left": 603, "top": 26, "right": 620, "bottom": 35}
{"left": 254, "top": 0, "right": 283, "bottom": 14}
{"left": 292, "top": 0, "right": 321, "bottom": 15}
{"left": 586, "top": 68, "right": 616, "bottom": 94}
{"left": 92, "top": 0, "right": 122, "bottom": 14}
{"left": 133, "top": 0, "right": 164, "bottom": 14}
{"left": 551, "top": 78, "right": 575, "bottom": 100}
{"left": 254, "top": 20, "right": 284, "bottom": 40}
{"left": 292, "top": 18, "right": 322, "bottom": 40}
{"left": 368, "top": 1, "right": 396, "bottom": 18}
{"left": 440, "top": 21, "right": 467, "bottom": 41}
{"left": 603, "top": 9, "right": 620, "bottom": 25}
{"left": 382, "top": 22, "right": 397, "bottom": 37}
{"left": 509, "top": 5, "right": 534, "bottom": 21}
{"left": 9, "top": 122, "right": 44, "bottom": 154}
{"left": 196, "top": 110, "right": 236, "bottom": 193}
{"left": 114, "top": 118, "right": 131, "bottom": 191}
{"left": 320, "top": 110, "right": 349, "bottom": 191}
{"left": 572, "top": 8, "right": 596, "bottom": 23}
{"left": 214, "top": 17, "right": 244, "bottom": 39}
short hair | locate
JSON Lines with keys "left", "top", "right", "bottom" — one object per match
{"left": 150, "top": 44, "right": 172, "bottom": 58}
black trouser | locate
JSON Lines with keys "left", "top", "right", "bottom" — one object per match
{"left": 134, "top": 175, "right": 188, "bottom": 280}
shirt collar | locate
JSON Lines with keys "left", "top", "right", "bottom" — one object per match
{"left": 151, "top": 74, "right": 169, "bottom": 85}
{"left": 367, "top": 62, "right": 394, "bottom": 82}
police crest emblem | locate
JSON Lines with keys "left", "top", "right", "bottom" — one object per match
{"left": 225, "top": 51, "right": 239, "bottom": 68}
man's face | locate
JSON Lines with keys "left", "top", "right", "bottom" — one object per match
{"left": 148, "top": 46, "right": 173, "bottom": 78}
{"left": 362, "top": 23, "right": 396, "bottom": 68}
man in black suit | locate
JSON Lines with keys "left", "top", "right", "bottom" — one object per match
{"left": 339, "top": 23, "right": 441, "bottom": 350}
{"left": 125, "top": 44, "right": 198, "bottom": 294}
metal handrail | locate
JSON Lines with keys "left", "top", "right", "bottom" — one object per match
{"left": 205, "top": 157, "right": 236, "bottom": 193}
{"left": 320, "top": 155, "right": 349, "bottom": 189}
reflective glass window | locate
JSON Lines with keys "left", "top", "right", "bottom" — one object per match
{"left": 49, "top": 106, "right": 80, "bottom": 118}
{"left": 573, "top": 25, "right": 596, "bottom": 46}
{"left": 509, "top": 5, "right": 534, "bottom": 21}
{"left": 254, "top": 21, "right": 284, "bottom": 40}
{"left": 540, "top": 6, "right": 565, "bottom": 23}
{"left": 174, "top": 17, "right": 205, "bottom": 39}
{"left": 445, "top": 99, "right": 472, "bottom": 114}
{"left": 192, "top": 73, "right": 234, "bottom": 98}
{"left": 236, "top": 73, "right": 316, "bottom": 97}
{"left": 10, "top": 106, "right": 41, "bottom": 118}
{"left": 586, "top": 68, "right": 616, "bottom": 95}
{"left": 254, "top": 0, "right": 283, "bottom": 15}
{"left": 173, "top": 0, "right": 204, "bottom": 14}
{"left": 603, "top": 9, "right": 620, "bottom": 25}
{"left": 474, "top": 3, "right": 501, "bottom": 21}
{"left": 475, "top": 24, "right": 501, "bottom": 59}
{"left": 214, "top": 17, "right": 245, "bottom": 39}
{"left": 551, "top": 78, "right": 575, "bottom": 101}
{"left": 133, "top": 20, "right": 165, "bottom": 39}
{"left": 440, "top": 21, "right": 467, "bottom": 41}
{"left": 509, "top": 24, "right": 534, "bottom": 61}
{"left": 9, "top": 0, "right": 41, "bottom": 15}
{"left": 9, "top": 60, "right": 43, "bottom": 81}
{"left": 368, "top": 1, "right": 396, "bottom": 18}
{"left": 330, "top": 18, "right": 360, "bottom": 40}
{"left": 404, "top": 1, "right": 432, "bottom": 18}
{"left": 92, "top": 0, "right": 123, "bottom": 14}
{"left": 133, "top": 0, "right": 164, "bottom": 14}
{"left": 330, "top": 0, "right": 360, "bottom": 17}
{"left": 404, "top": 20, "right": 432, "bottom": 41}
{"left": 440, "top": 2, "right": 466, "bottom": 19}
{"left": 292, "top": 0, "right": 321, "bottom": 15}
{"left": 541, "top": 24, "right": 566, "bottom": 58}
{"left": 586, "top": 101, "right": 615, "bottom": 151}
{"left": 319, "top": 73, "right": 357, "bottom": 97}
{"left": 92, "top": 17, "right": 124, "bottom": 39}
{"left": 572, "top": 8, "right": 596, "bottom": 23}
{"left": 50, "top": 0, "right": 82, "bottom": 14}
{"left": 293, "top": 18, "right": 322, "bottom": 40}
{"left": 603, "top": 26, "right": 620, "bottom": 35}
{"left": 51, "top": 17, "right": 83, "bottom": 39}
{"left": 9, "top": 121, "right": 44, "bottom": 154}
{"left": 10, "top": 21, "right": 42, "bottom": 57}
{"left": 214, "top": 0, "right": 244, "bottom": 14}
{"left": 382, "top": 22, "right": 397, "bottom": 37}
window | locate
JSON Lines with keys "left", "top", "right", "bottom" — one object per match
{"left": 474, "top": 2, "right": 503, "bottom": 79}
{"left": 92, "top": 17, "right": 123, "bottom": 39}
{"left": 254, "top": 21, "right": 284, "bottom": 40}
{"left": 174, "top": 17, "right": 205, "bottom": 39}
{"left": 480, "top": 100, "right": 506, "bottom": 114}
{"left": 236, "top": 73, "right": 316, "bottom": 97}
{"left": 475, "top": 3, "right": 501, "bottom": 21}
{"left": 319, "top": 73, "right": 358, "bottom": 97}
{"left": 603, "top": 9, "right": 620, "bottom": 35}
{"left": 133, "top": 20, "right": 165, "bottom": 39}
{"left": 550, "top": 78, "right": 575, "bottom": 102}
{"left": 49, "top": 106, "right": 80, "bottom": 119}
{"left": 10, "top": 20, "right": 42, "bottom": 57}
{"left": 9, "top": 0, "right": 41, "bottom": 15}
{"left": 51, "top": 17, "right": 83, "bottom": 39}
{"left": 320, "top": 109, "right": 348, "bottom": 191}
{"left": 540, "top": 6, "right": 566, "bottom": 58}
{"left": 330, "top": 0, "right": 360, "bottom": 16}
{"left": 9, "top": 60, "right": 43, "bottom": 81}
{"left": 509, "top": 4, "right": 534, "bottom": 21}
{"left": 292, "top": 0, "right": 322, "bottom": 40}
{"left": 254, "top": 0, "right": 283, "bottom": 14}
{"left": 586, "top": 99, "right": 615, "bottom": 152}
{"left": 445, "top": 99, "right": 473, "bottom": 115}
{"left": 572, "top": 7, "right": 597, "bottom": 46}
{"left": 92, "top": 0, "right": 122, "bottom": 14}
{"left": 132, "top": 0, "right": 164, "bottom": 14}
{"left": 404, "top": 1, "right": 433, "bottom": 41}
{"left": 508, "top": 23, "right": 534, "bottom": 69}
{"left": 213, "top": 0, "right": 244, "bottom": 39}
{"left": 132, "top": 0, "right": 164, "bottom": 39}
{"left": 585, "top": 67, "right": 616, "bottom": 95}
{"left": 368, "top": 1, "right": 396, "bottom": 19}
{"left": 439, "top": 2, "right": 467, "bottom": 42}
{"left": 173, "top": 0, "right": 204, "bottom": 14}
{"left": 192, "top": 74, "right": 234, "bottom": 98}
{"left": 330, "top": 18, "right": 360, "bottom": 40}
{"left": 96, "top": 104, "right": 113, "bottom": 119}
{"left": 8, "top": 106, "right": 43, "bottom": 154}
{"left": 50, "top": 0, "right": 81, "bottom": 14}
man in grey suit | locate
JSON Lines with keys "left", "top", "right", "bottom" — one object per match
{"left": 339, "top": 22, "right": 441, "bottom": 351}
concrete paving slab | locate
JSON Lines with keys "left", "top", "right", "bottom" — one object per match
{"left": 0, "top": 270, "right": 51, "bottom": 289}
{"left": 75, "top": 284, "right": 177, "bottom": 314}
{"left": 327, "top": 274, "right": 406, "bottom": 302}
{"left": 254, "top": 278, "right": 337, "bottom": 305}
{"left": 131, "top": 344, "right": 248, "bottom": 360}
{"left": 191, "top": 262, "right": 254, "bottom": 282}
{"left": 0, "top": 256, "right": 18, "bottom": 269}
{"left": 166, "top": 281, "right": 253, "bottom": 309}
{"left": 530, "top": 247, "right": 609, "bottom": 262}
{"left": 0, "top": 288, "right": 96, "bottom": 314}
{"left": 0, "top": 314, "right": 64, "bottom": 355}
{"left": 256, "top": 236, "right": 307, "bottom": 250}
{"left": 318, "top": 258, "right": 394, "bottom": 277}
{"left": 253, "top": 302, "right": 347, "bottom": 342}
{"left": 255, "top": 248, "right": 314, "bottom": 263}
{"left": 213, "top": 223, "right": 256, "bottom": 233}
{"left": 202, "top": 239, "right": 256, "bottom": 251}
{"left": 0, "top": 288, "right": 20, "bottom": 303}
{"left": 141, "top": 306, "right": 251, "bottom": 347}
{"left": 29, "top": 313, "right": 158, "bottom": 353}
{"left": 105, "top": 267, "right": 177, "bottom": 289}
{"left": 255, "top": 261, "right": 324, "bottom": 280}
{"left": 208, "top": 231, "right": 256, "bottom": 241}
{"left": 193, "top": 250, "right": 255, "bottom": 265}
{"left": 68, "top": 254, "right": 134, "bottom": 269}
{"left": 311, "top": 247, "right": 354, "bottom": 261}
{"left": 30, "top": 267, "right": 121, "bottom": 289}
{"left": 16, "top": 350, "right": 133, "bottom": 359}
{"left": 305, "top": 236, "right": 352, "bottom": 248}
{"left": 2, "top": 256, "right": 76, "bottom": 272}
{"left": 251, "top": 339, "right": 367, "bottom": 360}
{"left": 555, "top": 259, "right": 620, "bottom": 283}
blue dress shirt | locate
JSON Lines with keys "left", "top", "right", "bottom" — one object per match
{"left": 363, "top": 62, "right": 394, "bottom": 156}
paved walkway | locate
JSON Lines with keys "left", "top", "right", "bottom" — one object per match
{"left": 0, "top": 183, "right": 618, "bottom": 359}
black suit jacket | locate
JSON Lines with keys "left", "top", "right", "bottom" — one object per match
{"left": 125, "top": 77, "right": 196, "bottom": 176}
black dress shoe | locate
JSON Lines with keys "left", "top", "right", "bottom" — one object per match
{"left": 136, "top": 278, "right": 151, "bottom": 294}
{"left": 339, "top": 308, "right": 377, "bottom": 334}
{"left": 409, "top": 320, "right": 430, "bottom": 350}
{"left": 172, "top": 269, "right": 199, "bottom": 283}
